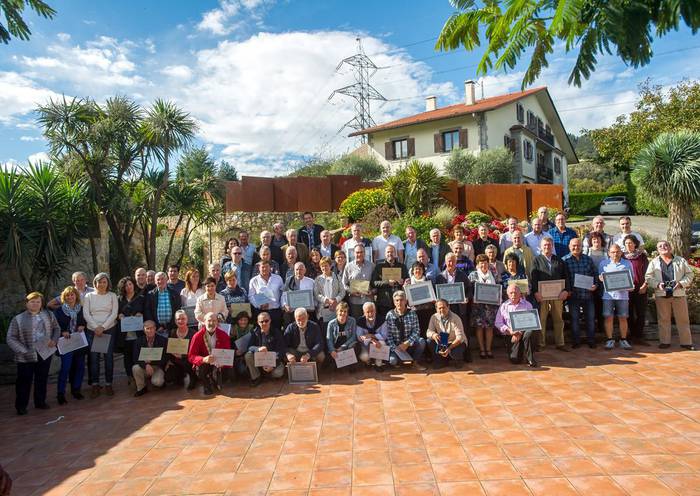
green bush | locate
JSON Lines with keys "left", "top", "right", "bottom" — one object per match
{"left": 392, "top": 215, "right": 437, "bottom": 243}
{"left": 569, "top": 192, "right": 611, "bottom": 215}
{"left": 358, "top": 205, "right": 398, "bottom": 238}
{"left": 339, "top": 188, "right": 391, "bottom": 221}
{"left": 466, "top": 211, "right": 492, "bottom": 226}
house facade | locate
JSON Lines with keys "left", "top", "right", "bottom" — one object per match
{"left": 350, "top": 82, "right": 578, "bottom": 200}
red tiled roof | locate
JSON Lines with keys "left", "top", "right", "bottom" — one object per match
{"left": 349, "top": 87, "right": 547, "bottom": 136}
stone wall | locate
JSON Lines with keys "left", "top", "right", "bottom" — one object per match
{"left": 0, "top": 216, "right": 110, "bottom": 315}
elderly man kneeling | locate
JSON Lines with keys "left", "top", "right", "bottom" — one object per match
{"left": 495, "top": 285, "right": 539, "bottom": 367}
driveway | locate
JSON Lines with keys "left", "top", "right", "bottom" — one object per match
{"left": 569, "top": 215, "right": 668, "bottom": 240}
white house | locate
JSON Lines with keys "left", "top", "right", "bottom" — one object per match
{"left": 350, "top": 81, "right": 578, "bottom": 199}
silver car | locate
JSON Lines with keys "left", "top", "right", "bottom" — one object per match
{"left": 600, "top": 196, "right": 630, "bottom": 215}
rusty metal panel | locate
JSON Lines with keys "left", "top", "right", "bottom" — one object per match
{"left": 528, "top": 184, "right": 564, "bottom": 214}
{"left": 465, "top": 184, "right": 528, "bottom": 219}
{"left": 297, "top": 176, "right": 331, "bottom": 212}
{"left": 330, "top": 175, "right": 362, "bottom": 210}
{"left": 440, "top": 179, "right": 460, "bottom": 208}
{"left": 240, "top": 176, "right": 275, "bottom": 212}
{"left": 273, "top": 177, "right": 299, "bottom": 212}
{"left": 224, "top": 181, "right": 243, "bottom": 213}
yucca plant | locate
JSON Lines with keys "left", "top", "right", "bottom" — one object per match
{"left": 632, "top": 130, "right": 700, "bottom": 256}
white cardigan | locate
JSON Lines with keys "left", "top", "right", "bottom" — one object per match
{"left": 83, "top": 292, "right": 119, "bottom": 331}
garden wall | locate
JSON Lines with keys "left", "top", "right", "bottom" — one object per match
{"left": 461, "top": 183, "right": 563, "bottom": 220}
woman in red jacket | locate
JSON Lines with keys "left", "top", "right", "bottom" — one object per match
{"left": 188, "top": 312, "right": 231, "bottom": 395}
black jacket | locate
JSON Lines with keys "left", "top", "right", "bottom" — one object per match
{"left": 284, "top": 320, "right": 324, "bottom": 358}
{"left": 297, "top": 224, "right": 324, "bottom": 249}
{"left": 144, "top": 287, "right": 182, "bottom": 330}
{"left": 371, "top": 259, "right": 409, "bottom": 310}
{"left": 314, "top": 243, "right": 339, "bottom": 260}
{"left": 428, "top": 241, "right": 452, "bottom": 269}
{"left": 530, "top": 254, "right": 571, "bottom": 295}
{"left": 249, "top": 326, "right": 286, "bottom": 361}
{"left": 133, "top": 333, "right": 168, "bottom": 368}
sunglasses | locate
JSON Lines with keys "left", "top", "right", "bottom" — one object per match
{"left": 232, "top": 251, "right": 242, "bottom": 255}
{"left": 258, "top": 319, "right": 270, "bottom": 323}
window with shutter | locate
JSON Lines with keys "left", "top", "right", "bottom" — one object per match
{"left": 392, "top": 139, "right": 408, "bottom": 159}
{"left": 554, "top": 157, "right": 561, "bottom": 174}
{"left": 459, "top": 128, "right": 468, "bottom": 149}
{"left": 433, "top": 133, "right": 442, "bottom": 153}
{"left": 384, "top": 141, "right": 394, "bottom": 160}
{"left": 407, "top": 137, "right": 415, "bottom": 157}
{"left": 516, "top": 103, "right": 524, "bottom": 123}
{"left": 441, "top": 130, "right": 459, "bottom": 152}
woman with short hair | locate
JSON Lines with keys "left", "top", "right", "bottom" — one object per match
{"left": 314, "top": 256, "right": 346, "bottom": 332}
{"left": 194, "top": 276, "right": 229, "bottom": 325}
{"left": 54, "top": 286, "right": 87, "bottom": 404}
{"left": 83, "top": 272, "right": 119, "bottom": 398}
{"left": 449, "top": 225, "right": 475, "bottom": 261}
{"left": 484, "top": 244, "right": 505, "bottom": 277}
{"left": 8, "top": 292, "right": 61, "bottom": 415}
{"left": 220, "top": 270, "right": 248, "bottom": 307}
{"left": 166, "top": 309, "right": 196, "bottom": 389}
{"left": 623, "top": 234, "right": 650, "bottom": 345}
{"left": 469, "top": 254, "right": 501, "bottom": 359}
{"left": 332, "top": 249, "right": 347, "bottom": 277}
{"left": 117, "top": 276, "right": 145, "bottom": 388}
{"left": 326, "top": 302, "right": 357, "bottom": 370}
{"left": 500, "top": 253, "right": 528, "bottom": 298}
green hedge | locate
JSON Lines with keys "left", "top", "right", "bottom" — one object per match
{"left": 339, "top": 188, "right": 391, "bottom": 221}
{"left": 569, "top": 192, "right": 612, "bottom": 215}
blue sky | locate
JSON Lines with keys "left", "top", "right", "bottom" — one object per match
{"left": 1, "top": 0, "right": 699, "bottom": 175}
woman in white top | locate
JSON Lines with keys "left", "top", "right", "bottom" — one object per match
{"left": 194, "top": 276, "right": 228, "bottom": 326}
{"left": 83, "top": 272, "right": 119, "bottom": 398}
{"left": 314, "top": 257, "right": 346, "bottom": 332}
{"left": 180, "top": 268, "right": 204, "bottom": 307}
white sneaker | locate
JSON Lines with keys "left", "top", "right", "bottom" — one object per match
{"left": 605, "top": 339, "right": 615, "bottom": 350}
{"left": 620, "top": 339, "right": 632, "bottom": 350}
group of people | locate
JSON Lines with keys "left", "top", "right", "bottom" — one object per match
{"left": 6, "top": 209, "right": 695, "bottom": 416}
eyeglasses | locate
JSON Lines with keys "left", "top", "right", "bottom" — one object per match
{"left": 258, "top": 319, "right": 270, "bottom": 323}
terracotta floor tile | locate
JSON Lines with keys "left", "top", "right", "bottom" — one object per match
{"left": 315, "top": 450, "right": 352, "bottom": 471}
{"left": 104, "top": 479, "right": 153, "bottom": 496}
{"left": 390, "top": 449, "right": 430, "bottom": 465}
{"left": 537, "top": 440, "right": 584, "bottom": 458}
{"left": 552, "top": 456, "right": 605, "bottom": 476}
{"left": 161, "top": 457, "right": 205, "bottom": 477}
{"left": 471, "top": 460, "right": 520, "bottom": 480}
{"left": 567, "top": 476, "right": 627, "bottom": 495}
{"left": 511, "top": 458, "right": 562, "bottom": 478}
{"left": 310, "top": 468, "right": 352, "bottom": 488}
{"left": 523, "top": 477, "right": 578, "bottom": 496}
{"left": 632, "top": 454, "right": 695, "bottom": 474}
{"left": 352, "top": 465, "right": 394, "bottom": 486}
{"left": 226, "top": 470, "right": 273, "bottom": 496}
{"left": 354, "top": 450, "right": 391, "bottom": 468}
{"left": 612, "top": 474, "right": 677, "bottom": 495}
{"left": 480, "top": 479, "right": 532, "bottom": 496}
{"left": 591, "top": 454, "right": 648, "bottom": 475}
{"left": 437, "top": 481, "right": 486, "bottom": 496}
{"left": 394, "top": 483, "right": 440, "bottom": 496}
{"left": 464, "top": 444, "right": 507, "bottom": 462}
{"left": 431, "top": 461, "right": 477, "bottom": 483}
{"left": 350, "top": 485, "right": 396, "bottom": 496}
{"left": 145, "top": 477, "right": 193, "bottom": 496}
{"left": 68, "top": 481, "right": 116, "bottom": 495}
{"left": 501, "top": 443, "right": 546, "bottom": 459}
{"left": 391, "top": 463, "right": 436, "bottom": 485}
{"left": 658, "top": 474, "right": 700, "bottom": 495}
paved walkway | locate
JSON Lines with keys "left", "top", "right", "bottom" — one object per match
{"left": 569, "top": 216, "right": 668, "bottom": 241}
{"left": 2, "top": 346, "right": 700, "bottom": 496}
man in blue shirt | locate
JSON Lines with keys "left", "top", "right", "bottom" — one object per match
{"left": 548, "top": 212, "right": 578, "bottom": 258}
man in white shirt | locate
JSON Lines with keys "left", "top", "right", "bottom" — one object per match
{"left": 612, "top": 216, "right": 644, "bottom": 249}
{"left": 582, "top": 215, "right": 612, "bottom": 254}
{"left": 372, "top": 220, "right": 404, "bottom": 263}
{"left": 499, "top": 217, "right": 519, "bottom": 253}
{"left": 281, "top": 262, "right": 316, "bottom": 324}
{"left": 316, "top": 230, "right": 338, "bottom": 259}
{"left": 524, "top": 217, "right": 554, "bottom": 256}
{"left": 343, "top": 223, "right": 372, "bottom": 263}
{"left": 249, "top": 261, "right": 284, "bottom": 330}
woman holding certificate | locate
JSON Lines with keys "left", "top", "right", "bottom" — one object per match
{"left": 117, "top": 276, "right": 145, "bottom": 389}
{"left": 166, "top": 310, "right": 196, "bottom": 389}
{"left": 83, "top": 273, "right": 119, "bottom": 398}
{"left": 54, "top": 287, "right": 87, "bottom": 404}
{"left": 7, "top": 292, "right": 61, "bottom": 415}
{"left": 407, "top": 262, "right": 435, "bottom": 338}
{"left": 623, "top": 235, "right": 650, "bottom": 345}
{"left": 500, "top": 254, "right": 528, "bottom": 299}
{"left": 326, "top": 302, "right": 358, "bottom": 370}
{"left": 314, "top": 257, "right": 346, "bottom": 332}
{"left": 468, "top": 255, "right": 501, "bottom": 359}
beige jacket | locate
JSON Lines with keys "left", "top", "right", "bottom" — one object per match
{"left": 645, "top": 255, "right": 695, "bottom": 298}
{"left": 427, "top": 311, "right": 466, "bottom": 344}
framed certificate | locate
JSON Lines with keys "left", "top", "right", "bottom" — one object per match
{"left": 219, "top": 323, "right": 232, "bottom": 335}
{"left": 234, "top": 333, "right": 252, "bottom": 352}
{"left": 538, "top": 280, "right": 565, "bottom": 300}
{"left": 602, "top": 270, "right": 634, "bottom": 292}
{"left": 57, "top": 332, "right": 88, "bottom": 355}
{"left": 212, "top": 348, "right": 235, "bottom": 366}
{"left": 368, "top": 342, "right": 390, "bottom": 361}
{"left": 138, "top": 347, "right": 163, "bottom": 362}
{"left": 287, "top": 289, "right": 314, "bottom": 309}
{"left": 507, "top": 279, "right": 529, "bottom": 295}
{"left": 121, "top": 316, "right": 144, "bottom": 332}
{"left": 230, "top": 303, "right": 252, "bottom": 318}
{"left": 406, "top": 281, "right": 436, "bottom": 306}
{"left": 250, "top": 293, "right": 273, "bottom": 307}
{"left": 508, "top": 309, "right": 542, "bottom": 332}
{"left": 436, "top": 283, "right": 466, "bottom": 304}
{"left": 35, "top": 339, "right": 56, "bottom": 360}
{"left": 473, "top": 282, "right": 502, "bottom": 306}
{"left": 90, "top": 333, "right": 111, "bottom": 354}
{"left": 349, "top": 279, "right": 370, "bottom": 294}
{"left": 394, "top": 348, "right": 413, "bottom": 363}
{"left": 381, "top": 267, "right": 403, "bottom": 282}
{"left": 254, "top": 351, "right": 277, "bottom": 368}
{"left": 183, "top": 306, "right": 196, "bottom": 325}
{"left": 334, "top": 348, "right": 358, "bottom": 368}
{"left": 167, "top": 338, "right": 189, "bottom": 355}
{"left": 288, "top": 362, "right": 318, "bottom": 385}
{"left": 573, "top": 273, "right": 595, "bottom": 290}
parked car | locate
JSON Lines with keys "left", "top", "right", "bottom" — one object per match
{"left": 692, "top": 221, "right": 700, "bottom": 250}
{"left": 599, "top": 196, "right": 630, "bottom": 215}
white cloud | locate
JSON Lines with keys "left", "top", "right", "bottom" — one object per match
{"left": 57, "top": 32, "right": 71, "bottom": 42}
{"left": 19, "top": 136, "right": 42, "bottom": 142}
{"left": 161, "top": 65, "right": 192, "bottom": 80}
{"left": 0, "top": 72, "right": 61, "bottom": 123}
{"left": 174, "top": 31, "right": 454, "bottom": 176}
{"left": 28, "top": 152, "right": 49, "bottom": 164}
{"left": 197, "top": 0, "right": 271, "bottom": 36}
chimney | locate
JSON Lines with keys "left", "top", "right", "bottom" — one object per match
{"left": 465, "top": 80, "right": 476, "bottom": 105}
{"left": 425, "top": 95, "right": 437, "bottom": 112}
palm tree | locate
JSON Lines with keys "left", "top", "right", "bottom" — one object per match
{"left": 142, "top": 99, "right": 197, "bottom": 269}
{"left": 0, "top": 0, "right": 56, "bottom": 44}
{"left": 404, "top": 160, "right": 448, "bottom": 215}
{"left": 632, "top": 130, "right": 700, "bottom": 256}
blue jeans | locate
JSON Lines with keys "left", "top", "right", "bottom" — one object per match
{"left": 58, "top": 348, "right": 85, "bottom": 394}
{"left": 86, "top": 329, "right": 115, "bottom": 386}
{"left": 569, "top": 298, "right": 595, "bottom": 345}
{"left": 389, "top": 338, "right": 426, "bottom": 366}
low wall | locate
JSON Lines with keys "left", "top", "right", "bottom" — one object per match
{"left": 461, "top": 183, "right": 563, "bottom": 219}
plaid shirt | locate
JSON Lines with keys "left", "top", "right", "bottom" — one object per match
{"left": 385, "top": 308, "right": 420, "bottom": 349}
{"left": 548, "top": 227, "right": 578, "bottom": 257}
{"left": 562, "top": 253, "right": 597, "bottom": 300}
{"left": 155, "top": 289, "right": 172, "bottom": 326}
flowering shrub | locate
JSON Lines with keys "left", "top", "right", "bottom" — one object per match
{"left": 449, "top": 212, "right": 507, "bottom": 243}
{"left": 339, "top": 188, "right": 391, "bottom": 222}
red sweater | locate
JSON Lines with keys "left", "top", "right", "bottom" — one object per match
{"left": 188, "top": 328, "right": 231, "bottom": 367}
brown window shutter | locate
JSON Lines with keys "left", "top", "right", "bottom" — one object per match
{"left": 433, "top": 133, "right": 442, "bottom": 153}
{"left": 384, "top": 141, "right": 393, "bottom": 160}
{"left": 459, "top": 129, "right": 468, "bottom": 148}
{"left": 407, "top": 138, "right": 415, "bottom": 157}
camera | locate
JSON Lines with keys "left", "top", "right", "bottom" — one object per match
{"left": 663, "top": 280, "right": 676, "bottom": 298}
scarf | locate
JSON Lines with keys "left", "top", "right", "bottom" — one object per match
{"left": 410, "top": 275, "right": 426, "bottom": 284}
{"left": 476, "top": 269, "right": 496, "bottom": 285}
{"left": 61, "top": 303, "right": 82, "bottom": 333}
{"left": 624, "top": 249, "right": 642, "bottom": 260}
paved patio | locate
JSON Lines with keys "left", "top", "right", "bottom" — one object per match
{"left": 2, "top": 346, "right": 700, "bottom": 496}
